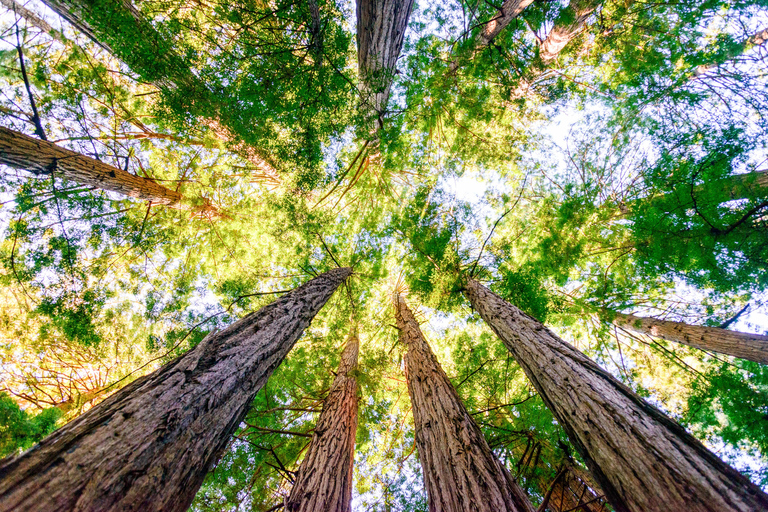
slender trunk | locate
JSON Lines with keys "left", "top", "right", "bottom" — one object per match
{"left": 0, "top": 126, "right": 217, "bottom": 214}
{"left": 541, "top": 464, "right": 604, "bottom": 512}
{"left": 40, "top": 0, "right": 195, "bottom": 92}
{"left": 0, "top": 267, "right": 351, "bottom": 512}
{"left": 465, "top": 279, "right": 768, "bottom": 512}
{"left": 396, "top": 295, "right": 535, "bottom": 512}
{"left": 695, "top": 26, "right": 768, "bottom": 77}
{"left": 0, "top": 0, "right": 56, "bottom": 37}
{"left": 511, "top": 0, "right": 602, "bottom": 98}
{"left": 356, "top": 0, "right": 415, "bottom": 127}
{"left": 616, "top": 169, "right": 768, "bottom": 215}
{"left": 614, "top": 312, "right": 768, "bottom": 365}
{"left": 477, "top": 0, "right": 534, "bottom": 48}
{"left": 285, "top": 328, "right": 359, "bottom": 512}
{"left": 538, "top": 0, "right": 601, "bottom": 62}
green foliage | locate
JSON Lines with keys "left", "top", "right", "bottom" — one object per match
{"left": 0, "top": 393, "right": 61, "bottom": 457}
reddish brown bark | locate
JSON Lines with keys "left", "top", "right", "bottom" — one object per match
{"left": 614, "top": 312, "right": 768, "bottom": 365}
{"left": 0, "top": 268, "right": 351, "bottom": 512}
{"left": 0, "top": 126, "right": 217, "bottom": 214}
{"left": 466, "top": 279, "right": 768, "bottom": 512}
{"left": 285, "top": 329, "right": 360, "bottom": 512}
{"left": 396, "top": 295, "right": 535, "bottom": 512}
{"left": 538, "top": 0, "right": 601, "bottom": 62}
{"left": 356, "top": 0, "right": 415, "bottom": 123}
{"left": 477, "top": 0, "right": 535, "bottom": 47}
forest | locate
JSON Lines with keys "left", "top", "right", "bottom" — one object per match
{"left": 0, "top": 0, "right": 767, "bottom": 510}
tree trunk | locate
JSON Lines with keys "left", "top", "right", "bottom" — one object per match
{"left": 396, "top": 295, "right": 535, "bottom": 512}
{"left": 0, "top": 126, "right": 219, "bottom": 214}
{"left": 541, "top": 463, "right": 605, "bottom": 512}
{"left": 0, "top": 267, "right": 351, "bottom": 512}
{"left": 538, "top": 0, "right": 601, "bottom": 63}
{"left": 285, "top": 328, "right": 360, "bottom": 512}
{"left": 614, "top": 312, "right": 768, "bottom": 365}
{"left": 465, "top": 279, "right": 768, "bottom": 512}
{"left": 694, "top": 26, "right": 768, "bottom": 77}
{"left": 40, "top": 0, "right": 196, "bottom": 92}
{"left": 477, "top": 0, "right": 534, "bottom": 48}
{"left": 356, "top": 0, "right": 415, "bottom": 126}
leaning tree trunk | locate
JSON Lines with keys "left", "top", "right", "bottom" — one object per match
{"left": 396, "top": 295, "right": 534, "bottom": 512}
{"left": 614, "top": 312, "right": 768, "bottom": 365}
{"left": 476, "top": 0, "right": 534, "bottom": 48}
{"left": 0, "top": 126, "right": 218, "bottom": 215}
{"left": 465, "top": 279, "right": 768, "bottom": 512}
{"left": 0, "top": 267, "right": 351, "bottom": 512}
{"left": 285, "top": 328, "right": 360, "bottom": 512}
{"left": 356, "top": 0, "right": 414, "bottom": 128}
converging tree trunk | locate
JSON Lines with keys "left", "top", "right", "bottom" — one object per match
{"left": 0, "top": 267, "right": 351, "bottom": 512}
{"left": 356, "top": 0, "right": 415, "bottom": 127}
{"left": 396, "top": 295, "right": 535, "bottom": 512}
{"left": 614, "top": 312, "right": 768, "bottom": 365}
{"left": 285, "top": 327, "right": 360, "bottom": 512}
{"left": 476, "top": 0, "right": 534, "bottom": 48}
{"left": 465, "top": 279, "right": 768, "bottom": 512}
{"left": 0, "top": 125, "right": 218, "bottom": 215}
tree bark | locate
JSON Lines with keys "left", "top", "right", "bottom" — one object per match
{"left": 396, "top": 295, "right": 535, "bottom": 512}
{"left": 477, "top": 0, "right": 534, "bottom": 48}
{"left": 0, "top": 267, "right": 351, "bottom": 512}
{"left": 694, "top": 26, "right": 768, "bottom": 77}
{"left": 0, "top": 125, "right": 219, "bottom": 214}
{"left": 614, "top": 312, "right": 768, "bottom": 365}
{"left": 285, "top": 328, "right": 359, "bottom": 512}
{"left": 356, "top": 0, "right": 415, "bottom": 125}
{"left": 538, "top": 0, "right": 601, "bottom": 63}
{"left": 465, "top": 279, "right": 768, "bottom": 512}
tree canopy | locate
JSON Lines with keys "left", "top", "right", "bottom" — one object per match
{"left": 1, "top": 0, "right": 767, "bottom": 510}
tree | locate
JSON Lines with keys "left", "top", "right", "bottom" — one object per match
{"left": 613, "top": 312, "right": 768, "bottom": 365}
{"left": 465, "top": 278, "right": 768, "bottom": 512}
{"left": 356, "top": 0, "right": 415, "bottom": 128}
{"left": 396, "top": 294, "right": 535, "bottom": 512}
{"left": 285, "top": 327, "right": 360, "bottom": 512}
{"left": 0, "top": 267, "right": 351, "bottom": 512}
{"left": 0, "top": 126, "right": 217, "bottom": 214}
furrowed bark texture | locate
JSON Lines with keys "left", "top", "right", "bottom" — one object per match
{"left": 396, "top": 296, "right": 534, "bottom": 512}
{"left": 0, "top": 267, "right": 352, "bottom": 512}
{"left": 0, "top": 126, "right": 218, "bottom": 213}
{"left": 614, "top": 313, "right": 768, "bottom": 365}
{"left": 477, "top": 0, "right": 534, "bottom": 47}
{"left": 356, "top": 0, "right": 414, "bottom": 121}
{"left": 465, "top": 279, "right": 768, "bottom": 512}
{"left": 543, "top": 465, "right": 605, "bottom": 512}
{"left": 285, "top": 330, "right": 359, "bottom": 512}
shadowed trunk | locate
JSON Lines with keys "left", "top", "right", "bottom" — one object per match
{"left": 540, "top": 463, "right": 605, "bottom": 512}
{"left": 285, "top": 328, "right": 360, "bottom": 512}
{"left": 614, "top": 312, "right": 768, "bottom": 365}
{"left": 465, "top": 279, "right": 768, "bottom": 512}
{"left": 0, "top": 125, "right": 218, "bottom": 214}
{"left": 396, "top": 295, "right": 535, "bottom": 512}
{"left": 356, "top": 0, "right": 414, "bottom": 128}
{"left": 0, "top": 267, "right": 351, "bottom": 512}
{"left": 538, "top": 0, "right": 601, "bottom": 62}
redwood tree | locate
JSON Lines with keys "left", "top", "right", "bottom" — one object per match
{"left": 396, "top": 295, "right": 535, "bottom": 512}
{"left": 465, "top": 278, "right": 768, "bottom": 512}
{"left": 0, "top": 267, "right": 351, "bottom": 512}
{"left": 285, "top": 328, "right": 360, "bottom": 512}
{"left": 614, "top": 312, "right": 768, "bottom": 365}
{"left": 0, "top": 125, "right": 216, "bottom": 214}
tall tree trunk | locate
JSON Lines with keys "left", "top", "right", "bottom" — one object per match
{"left": 540, "top": 463, "right": 605, "bottom": 512}
{"left": 40, "top": 0, "right": 195, "bottom": 92}
{"left": 356, "top": 0, "right": 414, "bottom": 128}
{"left": 396, "top": 295, "right": 535, "bottom": 512}
{"left": 285, "top": 328, "right": 360, "bottom": 512}
{"left": 511, "top": 0, "right": 602, "bottom": 98}
{"left": 0, "top": 267, "right": 351, "bottom": 512}
{"left": 694, "top": 26, "right": 768, "bottom": 77}
{"left": 0, "top": 125, "right": 218, "bottom": 214}
{"left": 614, "top": 312, "right": 768, "bottom": 365}
{"left": 465, "top": 279, "right": 768, "bottom": 512}
{"left": 538, "top": 0, "right": 601, "bottom": 63}
{"left": 616, "top": 169, "right": 768, "bottom": 215}
{"left": 476, "top": 0, "right": 534, "bottom": 48}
